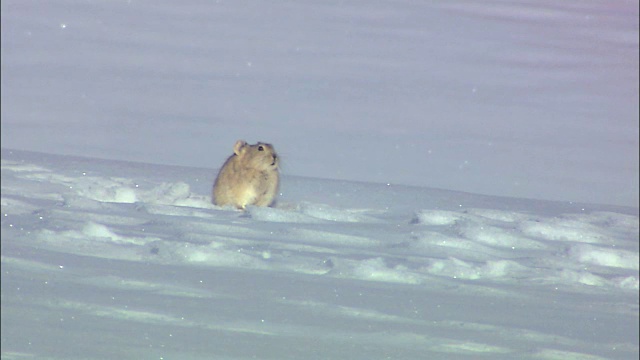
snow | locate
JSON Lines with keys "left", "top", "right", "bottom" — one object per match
{"left": 1, "top": 0, "right": 638, "bottom": 207}
{"left": 2, "top": 149, "right": 638, "bottom": 359}
{"left": 1, "top": 0, "right": 638, "bottom": 359}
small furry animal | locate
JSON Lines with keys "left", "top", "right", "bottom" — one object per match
{"left": 212, "top": 140, "right": 280, "bottom": 209}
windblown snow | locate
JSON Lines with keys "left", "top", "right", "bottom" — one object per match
{"left": 1, "top": 149, "right": 638, "bottom": 359}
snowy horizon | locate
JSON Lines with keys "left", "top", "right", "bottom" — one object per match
{"left": 1, "top": 0, "right": 638, "bottom": 207}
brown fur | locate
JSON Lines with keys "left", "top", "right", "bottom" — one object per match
{"left": 212, "top": 140, "right": 280, "bottom": 209}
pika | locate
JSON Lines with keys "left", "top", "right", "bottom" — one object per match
{"left": 212, "top": 140, "right": 280, "bottom": 209}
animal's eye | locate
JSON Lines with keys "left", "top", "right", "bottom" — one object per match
{"left": 258, "top": 146, "right": 264, "bottom": 151}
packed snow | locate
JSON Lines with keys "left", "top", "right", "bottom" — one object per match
{"left": 1, "top": 0, "right": 638, "bottom": 359}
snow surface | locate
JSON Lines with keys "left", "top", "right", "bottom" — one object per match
{"left": 1, "top": 149, "right": 638, "bottom": 359}
{"left": 1, "top": 0, "right": 638, "bottom": 207}
{"left": 1, "top": 0, "right": 639, "bottom": 359}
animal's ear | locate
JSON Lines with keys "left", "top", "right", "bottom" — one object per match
{"left": 233, "top": 140, "right": 247, "bottom": 155}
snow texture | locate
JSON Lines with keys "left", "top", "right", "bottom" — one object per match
{"left": 1, "top": 0, "right": 638, "bottom": 359}
{"left": 1, "top": 0, "right": 638, "bottom": 207}
{"left": 1, "top": 149, "right": 638, "bottom": 359}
